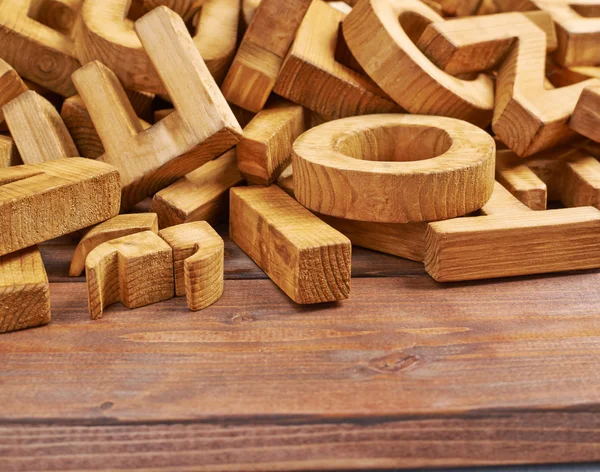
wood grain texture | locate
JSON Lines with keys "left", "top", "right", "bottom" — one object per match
{"left": 0, "top": 158, "right": 120, "bottom": 257}
{"left": 28, "top": 0, "right": 83, "bottom": 35}
{"left": 293, "top": 114, "right": 495, "bottom": 223}
{"left": 221, "top": 0, "right": 312, "bottom": 112}
{"left": 0, "top": 246, "right": 50, "bottom": 334}
{"left": 159, "top": 221, "right": 224, "bottom": 311}
{"left": 0, "top": 135, "right": 21, "bottom": 168}
{"left": 151, "top": 149, "right": 243, "bottom": 229}
{"left": 4, "top": 90, "right": 78, "bottom": 164}
{"left": 70, "top": 213, "right": 159, "bottom": 277}
{"left": 496, "top": 149, "right": 548, "bottom": 210}
{"left": 417, "top": 11, "right": 600, "bottom": 156}
{"left": 273, "top": 0, "right": 401, "bottom": 121}
{"left": 571, "top": 85, "right": 600, "bottom": 142}
{"left": 230, "top": 186, "right": 351, "bottom": 304}
{"left": 342, "top": 0, "right": 494, "bottom": 127}
{"left": 140, "top": 0, "right": 206, "bottom": 19}
{"left": 0, "top": 58, "right": 28, "bottom": 123}
{"left": 86, "top": 231, "right": 174, "bottom": 320}
{"left": 0, "top": 0, "right": 80, "bottom": 96}
{"left": 72, "top": 7, "right": 242, "bottom": 210}
{"left": 75, "top": 0, "right": 239, "bottom": 92}
{"left": 236, "top": 99, "right": 305, "bottom": 185}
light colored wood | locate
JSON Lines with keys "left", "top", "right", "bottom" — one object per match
{"left": 70, "top": 213, "right": 159, "bottom": 277}
{"left": 230, "top": 185, "right": 351, "bottom": 304}
{"left": 28, "top": 0, "right": 83, "bottom": 36}
{"left": 273, "top": 0, "right": 400, "bottom": 120}
{"left": 241, "top": 0, "right": 260, "bottom": 28}
{"left": 72, "top": 7, "right": 242, "bottom": 210}
{"left": 0, "top": 0, "right": 80, "bottom": 96}
{"left": 0, "top": 59, "right": 28, "bottom": 123}
{"left": 479, "top": 181, "right": 533, "bottom": 216}
{"left": 61, "top": 91, "right": 154, "bottom": 159}
{"left": 140, "top": 0, "right": 205, "bottom": 19}
{"left": 0, "top": 135, "right": 21, "bottom": 168}
{"left": 75, "top": 0, "right": 239, "bottom": 92}
{"left": 151, "top": 149, "right": 243, "bottom": 229}
{"left": 571, "top": 85, "right": 600, "bottom": 141}
{"left": 417, "top": 11, "right": 600, "bottom": 156}
{"left": 0, "top": 158, "right": 120, "bottom": 257}
{"left": 496, "top": 150, "right": 548, "bottom": 210}
{"left": 86, "top": 231, "right": 174, "bottom": 320}
{"left": 436, "top": 0, "right": 482, "bottom": 15}
{"left": 221, "top": 0, "right": 312, "bottom": 113}
{"left": 236, "top": 99, "right": 305, "bottom": 185}
{"left": 426, "top": 206, "right": 600, "bottom": 281}
{"left": 292, "top": 114, "right": 495, "bottom": 223}
{"left": 159, "top": 222, "right": 224, "bottom": 311}
{"left": 4, "top": 90, "right": 78, "bottom": 164}
{"left": 495, "top": 0, "right": 600, "bottom": 66}
{"left": 342, "top": 0, "right": 494, "bottom": 127}
{"left": 0, "top": 246, "right": 50, "bottom": 334}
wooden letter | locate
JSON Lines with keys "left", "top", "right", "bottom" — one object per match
{"left": 151, "top": 149, "right": 243, "bottom": 229}
{"left": 86, "top": 231, "right": 174, "bottom": 320}
{"left": 0, "top": 158, "right": 120, "bottom": 256}
{"left": 0, "top": 247, "right": 50, "bottom": 334}
{"left": 28, "top": 0, "right": 83, "bottom": 35}
{"left": 0, "top": 59, "right": 28, "bottom": 123}
{"left": 571, "top": 85, "right": 600, "bottom": 142}
{"left": 221, "top": 0, "right": 312, "bottom": 112}
{"left": 292, "top": 114, "right": 495, "bottom": 223}
{"left": 72, "top": 7, "right": 242, "bottom": 210}
{"left": 70, "top": 213, "right": 159, "bottom": 276}
{"left": 236, "top": 100, "right": 305, "bottom": 185}
{"left": 159, "top": 222, "right": 224, "bottom": 311}
{"left": 496, "top": 150, "right": 548, "bottom": 210}
{"left": 0, "top": 136, "right": 20, "bottom": 168}
{"left": 230, "top": 186, "right": 351, "bottom": 304}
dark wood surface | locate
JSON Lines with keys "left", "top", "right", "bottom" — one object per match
{"left": 3, "top": 225, "right": 600, "bottom": 471}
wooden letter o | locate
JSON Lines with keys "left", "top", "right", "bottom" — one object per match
{"left": 292, "top": 114, "right": 495, "bottom": 223}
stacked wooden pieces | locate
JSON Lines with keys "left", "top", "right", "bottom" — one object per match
{"left": 1, "top": 0, "right": 600, "bottom": 333}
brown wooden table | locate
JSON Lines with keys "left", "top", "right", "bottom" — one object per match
{"left": 2, "top": 225, "right": 600, "bottom": 471}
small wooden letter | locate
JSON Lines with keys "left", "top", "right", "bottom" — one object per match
{"left": 571, "top": 85, "right": 600, "bottom": 142}
{"left": 0, "top": 59, "right": 28, "bottom": 123}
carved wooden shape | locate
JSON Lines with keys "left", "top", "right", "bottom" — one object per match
{"left": 292, "top": 114, "right": 495, "bottom": 223}
{"left": 237, "top": 99, "right": 305, "bottom": 186}
{"left": 0, "top": 136, "right": 20, "bottom": 168}
{"left": 4, "top": 90, "right": 78, "bottom": 164}
{"left": 571, "top": 85, "right": 600, "bottom": 142}
{"left": 70, "top": 213, "right": 159, "bottom": 277}
{"left": 0, "top": 59, "right": 28, "bottom": 123}
{"left": 496, "top": 0, "right": 600, "bottom": 66}
{"left": 151, "top": 149, "right": 243, "bottom": 229}
{"left": 342, "top": 0, "right": 494, "bottom": 127}
{"left": 76, "top": 0, "right": 239, "bottom": 92}
{"left": 28, "top": 0, "right": 83, "bottom": 35}
{"left": 140, "top": 0, "right": 205, "bottom": 19}
{"left": 417, "top": 11, "right": 600, "bottom": 156}
{"left": 0, "top": 0, "right": 80, "bottom": 96}
{"left": 0, "top": 246, "right": 50, "bottom": 334}
{"left": 221, "top": 0, "right": 312, "bottom": 112}
{"left": 230, "top": 186, "right": 351, "bottom": 304}
{"left": 159, "top": 222, "right": 224, "bottom": 311}
{"left": 86, "top": 231, "right": 174, "bottom": 320}
{"left": 435, "top": 0, "right": 482, "bottom": 16}
{"left": 0, "top": 158, "right": 120, "bottom": 257}
{"left": 496, "top": 149, "right": 548, "bottom": 210}
{"left": 72, "top": 7, "right": 242, "bottom": 210}
{"left": 273, "top": 0, "right": 400, "bottom": 120}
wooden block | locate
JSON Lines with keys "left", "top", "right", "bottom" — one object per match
{"left": 292, "top": 114, "right": 495, "bottom": 223}
{"left": 342, "top": 0, "right": 494, "bottom": 127}
{"left": 273, "top": 0, "right": 401, "bottom": 120}
{"left": 0, "top": 158, "right": 121, "bottom": 257}
{"left": 436, "top": 0, "right": 482, "bottom": 16}
{"left": 230, "top": 186, "right": 351, "bottom": 304}
{"left": 221, "top": 0, "right": 312, "bottom": 112}
{"left": 72, "top": 7, "right": 242, "bottom": 210}
{"left": 0, "top": 135, "right": 21, "bottom": 168}
{"left": 28, "top": 0, "right": 83, "bottom": 35}
{"left": 236, "top": 100, "right": 305, "bottom": 185}
{"left": 140, "top": 0, "right": 205, "bottom": 19}
{"left": 61, "top": 91, "right": 155, "bottom": 159}
{"left": 0, "top": 59, "right": 28, "bottom": 123}
{"left": 76, "top": 0, "right": 239, "bottom": 92}
{"left": 496, "top": 0, "right": 600, "bottom": 66}
{"left": 86, "top": 231, "right": 174, "bottom": 320}
{"left": 0, "top": 0, "right": 80, "bottom": 96}
{"left": 4, "top": 90, "right": 78, "bottom": 164}
{"left": 151, "top": 149, "right": 243, "bottom": 229}
{"left": 479, "top": 181, "right": 532, "bottom": 216}
{"left": 417, "top": 11, "right": 600, "bottom": 156}
{"left": 276, "top": 163, "right": 294, "bottom": 196}
{"left": 496, "top": 150, "right": 547, "bottom": 210}
{"left": 426, "top": 206, "right": 600, "bottom": 282}
{"left": 0, "top": 246, "right": 50, "bottom": 334}
{"left": 571, "top": 85, "right": 600, "bottom": 142}
{"left": 70, "top": 213, "right": 159, "bottom": 276}
{"left": 159, "top": 222, "right": 224, "bottom": 311}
